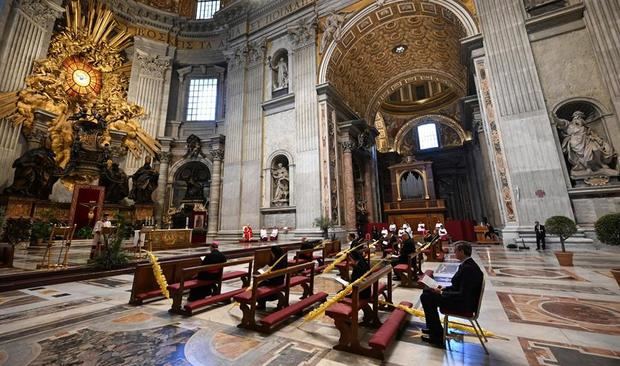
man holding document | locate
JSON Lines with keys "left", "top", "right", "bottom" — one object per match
{"left": 419, "top": 241, "right": 483, "bottom": 348}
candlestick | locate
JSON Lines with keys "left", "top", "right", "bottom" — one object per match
{"left": 185, "top": 217, "right": 189, "bottom": 229}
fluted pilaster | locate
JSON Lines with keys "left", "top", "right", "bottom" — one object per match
{"left": 219, "top": 43, "right": 247, "bottom": 231}
{"left": 239, "top": 39, "right": 265, "bottom": 227}
{"left": 289, "top": 18, "right": 321, "bottom": 230}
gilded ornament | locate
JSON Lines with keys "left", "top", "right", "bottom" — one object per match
{"left": 1, "top": 0, "right": 159, "bottom": 180}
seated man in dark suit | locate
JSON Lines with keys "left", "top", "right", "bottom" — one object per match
{"left": 420, "top": 241, "right": 483, "bottom": 347}
{"left": 187, "top": 242, "right": 227, "bottom": 301}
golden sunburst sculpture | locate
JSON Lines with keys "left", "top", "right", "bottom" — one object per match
{"left": 0, "top": 0, "right": 159, "bottom": 173}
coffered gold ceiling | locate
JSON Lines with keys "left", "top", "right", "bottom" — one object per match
{"left": 325, "top": 0, "right": 468, "bottom": 123}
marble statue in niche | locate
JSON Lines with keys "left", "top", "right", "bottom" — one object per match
{"left": 268, "top": 53, "right": 288, "bottom": 91}
{"left": 271, "top": 162, "right": 289, "bottom": 207}
{"left": 129, "top": 156, "right": 159, "bottom": 203}
{"left": 553, "top": 110, "right": 618, "bottom": 179}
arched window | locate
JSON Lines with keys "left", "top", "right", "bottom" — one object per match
{"left": 271, "top": 155, "right": 290, "bottom": 207}
{"left": 417, "top": 123, "right": 439, "bottom": 150}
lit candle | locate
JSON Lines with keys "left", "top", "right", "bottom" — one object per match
{"left": 185, "top": 217, "right": 189, "bottom": 228}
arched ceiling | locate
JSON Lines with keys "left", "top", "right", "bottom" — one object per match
{"left": 325, "top": 0, "right": 468, "bottom": 123}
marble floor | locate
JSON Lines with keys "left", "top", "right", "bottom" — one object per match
{"left": 0, "top": 244, "right": 619, "bottom": 365}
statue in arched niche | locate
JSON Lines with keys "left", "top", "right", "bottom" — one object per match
{"left": 271, "top": 162, "right": 289, "bottom": 206}
{"left": 553, "top": 110, "right": 617, "bottom": 178}
{"left": 268, "top": 53, "right": 289, "bottom": 91}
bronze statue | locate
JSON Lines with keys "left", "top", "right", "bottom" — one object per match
{"left": 129, "top": 156, "right": 159, "bottom": 203}
{"left": 99, "top": 160, "right": 129, "bottom": 203}
{"left": 4, "top": 147, "right": 62, "bottom": 199}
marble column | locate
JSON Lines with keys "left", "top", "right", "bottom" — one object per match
{"left": 207, "top": 147, "right": 225, "bottom": 240}
{"left": 0, "top": 0, "right": 62, "bottom": 190}
{"left": 288, "top": 18, "right": 322, "bottom": 233}
{"left": 363, "top": 159, "right": 375, "bottom": 221}
{"left": 219, "top": 43, "right": 247, "bottom": 232}
{"left": 340, "top": 140, "right": 356, "bottom": 232}
{"left": 474, "top": 0, "right": 574, "bottom": 241}
{"left": 155, "top": 137, "right": 174, "bottom": 222}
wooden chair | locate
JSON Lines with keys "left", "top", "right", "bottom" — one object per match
{"left": 39, "top": 225, "right": 76, "bottom": 269}
{"left": 55, "top": 224, "right": 77, "bottom": 268}
{"left": 441, "top": 279, "right": 488, "bottom": 354}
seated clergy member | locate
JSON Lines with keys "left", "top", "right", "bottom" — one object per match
{"left": 257, "top": 245, "right": 288, "bottom": 309}
{"left": 270, "top": 227, "right": 279, "bottom": 241}
{"left": 188, "top": 242, "right": 227, "bottom": 301}
{"left": 391, "top": 231, "right": 414, "bottom": 279}
{"left": 297, "top": 237, "right": 314, "bottom": 262}
{"left": 260, "top": 228, "right": 268, "bottom": 241}
{"left": 420, "top": 241, "right": 483, "bottom": 347}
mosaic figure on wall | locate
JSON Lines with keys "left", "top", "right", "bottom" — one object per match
{"left": 129, "top": 156, "right": 159, "bottom": 203}
{"left": 271, "top": 162, "right": 289, "bottom": 207}
{"left": 554, "top": 111, "right": 617, "bottom": 178}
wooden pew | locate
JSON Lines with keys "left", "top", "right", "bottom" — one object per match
{"left": 168, "top": 257, "right": 253, "bottom": 315}
{"left": 393, "top": 240, "right": 438, "bottom": 288}
{"left": 335, "top": 245, "right": 371, "bottom": 281}
{"left": 252, "top": 248, "right": 277, "bottom": 274}
{"left": 326, "top": 265, "right": 407, "bottom": 359}
{"left": 129, "top": 257, "right": 201, "bottom": 305}
{"left": 232, "top": 262, "right": 328, "bottom": 333}
{"left": 422, "top": 236, "right": 444, "bottom": 262}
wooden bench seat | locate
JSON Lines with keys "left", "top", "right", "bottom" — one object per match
{"left": 166, "top": 270, "right": 248, "bottom": 292}
{"left": 183, "top": 288, "right": 246, "bottom": 315}
{"left": 130, "top": 257, "right": 202, "bottom": 305}
{"left": 368, "top": 301, "right": 413, "bottom": 359}
{"left": 326, "top": 265, "right": 395, "bottom": 359}
{"left": 260, "top": 292, "right": 328, "bottom": 328}
{"left": 235, "top": 262, "right": 323, "bottom": 332}
{"left": 168, "top": 258, "right": 253, "bottom": 315}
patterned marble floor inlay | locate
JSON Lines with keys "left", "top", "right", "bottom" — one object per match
{"left": 498, "top": 292, "right": 620, "bottom": 335}
{"left": 1, "top": 243, "right": 620, "bottom": 365}
{"left": 490, "top": 280, "right": 618, "bottom": 295}
{"left": 519, "top": 337, "right": 620, "bottom": 366}
{"left": 485, "top": 266, "right": 586, "bottom": 281}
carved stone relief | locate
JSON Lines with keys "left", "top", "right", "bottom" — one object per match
{"left": 19, "top": 0, "right": 62, "bottom": 27}
{"left": 184, "top": 134, "right": 206, "bottom": 159}
{"left": 136, "top": 53, "right": 171, "bottom": 78}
